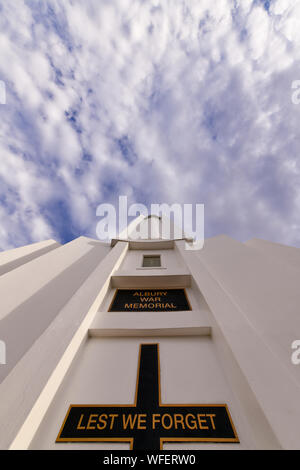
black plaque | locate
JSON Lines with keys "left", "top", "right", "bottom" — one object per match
{"left": 56, "top": 344, "right": 239, "bottom": 450}
{"left": 109, "top": 288, "right": 191, "bottom": 312}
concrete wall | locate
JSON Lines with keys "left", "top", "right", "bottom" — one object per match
{"left": 29, "top": 336, "right": 256, "bottom": 450}
{"left": 0, "top": 239, "right": 61, "bottom": 277}
{"left": 0, "top": 239, "right": 129, "bottom": 449}
{"left": 1, "top": 230, "right": 299, "bottom": 450}
{"left": 119, "top": 248, "right": 185, "bottom": 271}
{"left": 245, "top": 237, "right": 300, "bottom": 271}
{"left": 195, "top": 235, "right": 300, "bottom": 383}
{"left": 25, "top": 237, "right": 279, "bottom": 449}
{"left": 178, "top": 236, "right": 300, "bottom": 449}
{"left": 0, "top": 237, "right": 111, "bottom": 383}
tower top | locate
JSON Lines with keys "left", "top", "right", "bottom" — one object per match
{"left": 112, "top": 213, "right": 192, "bottom": 247}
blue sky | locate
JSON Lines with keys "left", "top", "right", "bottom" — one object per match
{"left": 0, "top": 0, "right": 300, "bottom": 249}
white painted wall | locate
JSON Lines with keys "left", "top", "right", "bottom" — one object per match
{"left": 0, "top": 237, "right": 111, "bottom": 383}
{"left": 29, "top": 336, "right": 256, "bottom": 450}
{"left": 119, "top": 249, "right": 185, "bottom": 272}
{"left": 0, "top": 239, "right": 60, "bottom": 276}
{"left": 1, "top": 221, "right": 299, "bottom": 450}
{"left": 0, "top": 240, "right": 127, "bottom": 449}
{"left": 177, "top": 237, "right": 300, "bottom": 449}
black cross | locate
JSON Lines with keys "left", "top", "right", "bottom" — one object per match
{"left": 56, "top": 344, "right": 238, "bottom": 449}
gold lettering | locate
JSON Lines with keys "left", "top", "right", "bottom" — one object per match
{"left": 174, "top": 414, "right": 185, "bottom": 430}
{"left": 109, "top": 414, "right": 118, "bottom": 430}
{"left": 185, "top": 413, "right": 197, "bottom": 430}
{"left": 197, "top": 414, "right": 209, "bottom": 430}
{"left": 207, "top": 414, "right": 216, "bottom": 430}
{"left": 77, "top": 414, "right": 85, "bottom": 430}
{"left": 161, "top": 414, "right": 173, "bottom": 430}
{"left": 137, "top": 414, "right": 147, "bottom": 430}
{"left": 97, "top": 414, "right": 107, "bottom": 430}
{"left": 87, "top": 414, "right": 98, "bottom": 430}
{"left": 152, "top": 414, "right": 161, "bottom": 429}
{"left": 123, "top": 414, "right": 138, "bottom": 429}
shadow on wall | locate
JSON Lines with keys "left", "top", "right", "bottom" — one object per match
{"left": 0, "top": 242, "right": 111, "bottom": 384}
{"left": 0, "top": 340, "right": 5, "bottom": 365}
{"left": 0, "top": 243, "right": 61, "bottom": 278}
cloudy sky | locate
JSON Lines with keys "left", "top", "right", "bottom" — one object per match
{"left": 0, "top": 0, "right": 300, "bottom": 249}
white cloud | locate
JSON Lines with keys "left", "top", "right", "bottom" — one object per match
{"left": 0, "top": 0, "right": 299, "bottom": 249}
{"left": 246, "top": 6, "right": 270, "bottom": 60}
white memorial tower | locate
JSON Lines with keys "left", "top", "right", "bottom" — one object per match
{"left": 0, "top": 215, "right": 300, "bottom": 450}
